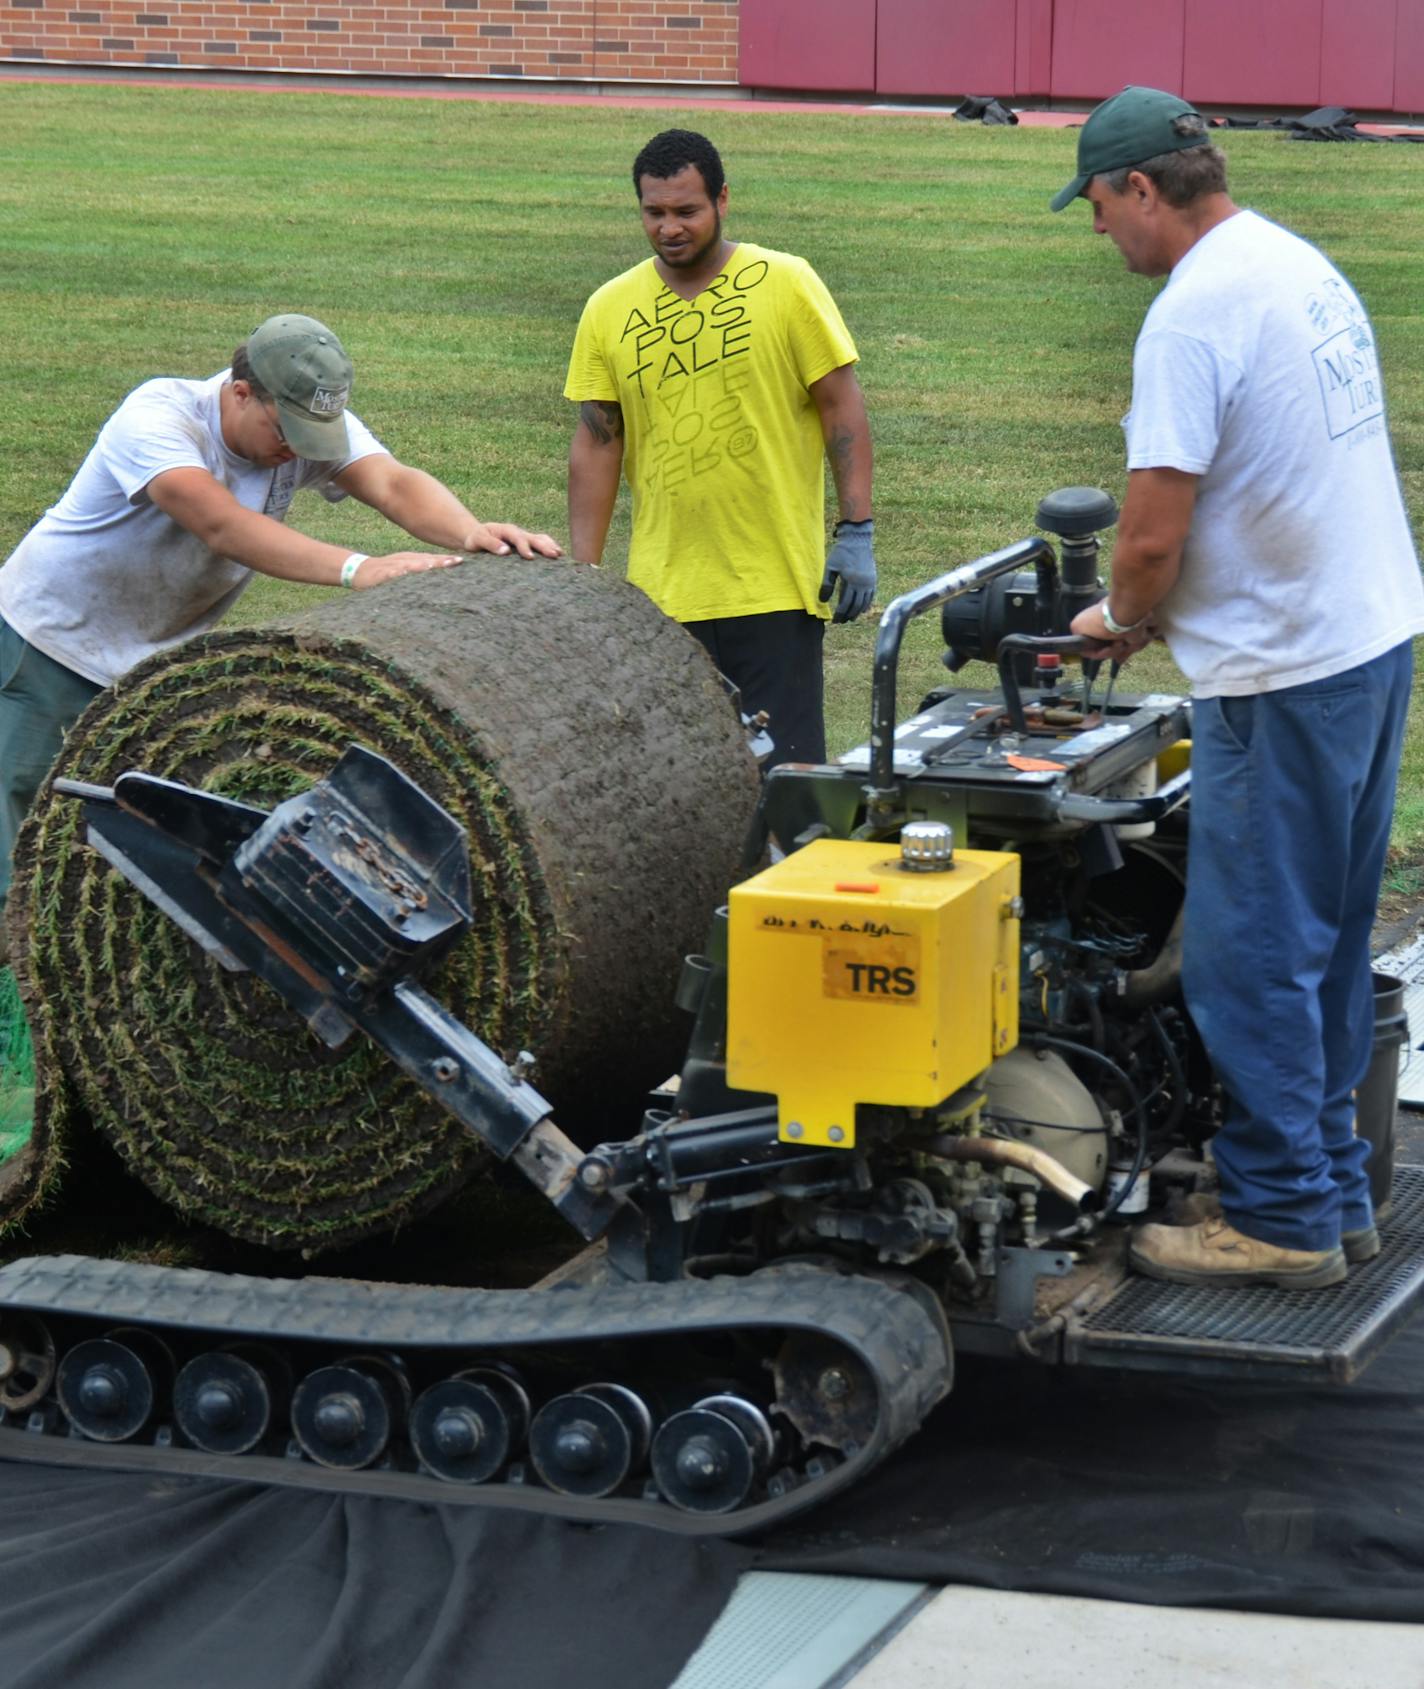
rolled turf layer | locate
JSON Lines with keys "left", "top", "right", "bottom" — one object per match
{"left": 6, "top": 562, "right": 762, "bottom": 1251}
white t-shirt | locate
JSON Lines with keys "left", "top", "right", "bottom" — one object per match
{"left": 1124, "top": 209, "right": 1424, "bottom": 697}
{"left": 0, "top": 370, "right": 387, "bottom": 685}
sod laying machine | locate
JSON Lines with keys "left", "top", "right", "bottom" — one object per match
{"left": 0, "top": 488, "right": 1419, "bottom": 1536}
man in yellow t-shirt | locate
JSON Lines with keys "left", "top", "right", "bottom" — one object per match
{"left": 565, "top": 129, "right": 875, "bottom": 766}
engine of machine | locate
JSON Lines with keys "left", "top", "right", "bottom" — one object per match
{"left": 728, "top": 760, "right": 1198, "bottom": 1289}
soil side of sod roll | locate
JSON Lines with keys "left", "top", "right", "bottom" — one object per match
{"left": 6, "top": 562, "right": 763, "bottom": 1253}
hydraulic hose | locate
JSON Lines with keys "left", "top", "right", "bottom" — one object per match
{"left": 1147, "top": 1006, "right": 1189, "bottom": 1139}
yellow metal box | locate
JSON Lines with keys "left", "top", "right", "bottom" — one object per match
{"left": 727, "top": 839, "right": 1021, "bottom": 1148}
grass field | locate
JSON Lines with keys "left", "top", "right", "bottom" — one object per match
{"left": 4, "top": 79, "right": 1424, "bottom": 850}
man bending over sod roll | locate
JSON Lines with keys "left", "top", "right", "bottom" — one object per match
{"left": 0, "top": 311, "right": 561, "bottom": 960}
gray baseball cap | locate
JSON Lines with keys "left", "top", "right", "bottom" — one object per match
{"left": 246, "top": 313, "right": 353, "bottom": 460}
{"left": 1050, "top": 86, "right": 1211, "bottom": 212}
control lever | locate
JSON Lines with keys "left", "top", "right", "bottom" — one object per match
{"left": 1100, "top": 659, "right": 1124, "bottom": 720}
{"left": 995, "top": 633, "right": 1096, "bottom": 734}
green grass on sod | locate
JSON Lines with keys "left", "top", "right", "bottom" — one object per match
{"left": 3, "top": 82, "right": 1423, "bottom": 842}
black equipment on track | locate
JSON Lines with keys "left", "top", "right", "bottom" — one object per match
{"left": 8, "top": 491, "right": 1424, "bottom": 1540}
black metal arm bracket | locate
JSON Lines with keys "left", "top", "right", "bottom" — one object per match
{"left": 53, "top": 746, "right": 623, "bottom": 1242}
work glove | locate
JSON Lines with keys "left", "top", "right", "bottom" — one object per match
{"left": 819, "top": 518, "right": 877, "bottom": 624}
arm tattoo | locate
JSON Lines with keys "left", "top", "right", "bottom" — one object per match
{"left": 828, "top": 423, "right": 857, "bottom": 495}
{"left": 580, "top": 400, "right": 625, "bottom": 447}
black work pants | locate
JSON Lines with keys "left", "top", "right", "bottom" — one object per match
{"left": 683, "top": 609, "right": 826, "bottom": 767}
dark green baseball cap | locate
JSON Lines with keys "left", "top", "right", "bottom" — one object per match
{"left": 1050, "top": 86, "right": 1210, "bottom": 212}
{"left": 245, "top": 313, "right": 353, "bottom": 460}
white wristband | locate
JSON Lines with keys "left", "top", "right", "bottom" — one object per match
{"left": 340, "top": 554, "right": 368, "bottom": 588}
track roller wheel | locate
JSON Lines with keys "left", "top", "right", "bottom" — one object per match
{"left": 460, "top": 1364, "right": 531, "bottom": 1447}
{"left": 529, "top": 1382, "right": 652, "bottom": 1499}
{"left": 650, "top": 1395, "right": 777, "bottom": 1516}
{"left": 0, "top": 1312, "right": 56, "bottom": 1415}
{"left": 226, "top": 1342, "right": 295, "bottom": 1418}
{"left": 174, "top": 1348, "right": 283, "bottom": 1455}
{"left": 410, "top": 1366, "right": 530, "bottom": 1485}
{"left": 56, "top": 1328, "right": 174, "bottom": 1443}
{"left": 291, "top": 1355, "right": 408, "bottom": 1471}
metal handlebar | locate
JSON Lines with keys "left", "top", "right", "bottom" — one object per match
{"left": 867, "top": 537, "right": 1055, "bottom": 802}
{"left": 1055, "top": 768, "right": 1192, "bottom": 824}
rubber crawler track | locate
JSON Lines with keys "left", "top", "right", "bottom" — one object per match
{"left": 0, "top": 1255, "right": 952, "bottom": 1536}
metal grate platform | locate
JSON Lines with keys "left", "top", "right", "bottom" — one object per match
{"left": 1065, "top": 1166, "right": 1424, "bottom": 1383}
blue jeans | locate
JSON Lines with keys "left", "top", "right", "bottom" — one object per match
{"left": 1181, "top": 642, "right": 1413, "bottom": 1252}
{"left": 0, "top": 615, "right": 103, "bottom": 918}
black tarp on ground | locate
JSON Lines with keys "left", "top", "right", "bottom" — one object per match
{"left": 755, "top": 1312, "right": 1424, "bottom": 1622}
{"left": 1218, "top": 106, "right": 1424, "bottom": 141}
{"left": 4, "top": 1319, "right": 1424, "bottom": 1686}
{"left": 0, "top": 1464, "right": 749, "bottom": 1689}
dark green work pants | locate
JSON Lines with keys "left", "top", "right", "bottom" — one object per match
{"left": 0, "top": 614, "right": 102, "bottom": 918}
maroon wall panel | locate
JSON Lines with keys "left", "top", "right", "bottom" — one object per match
{"left": 876, "top": 0, "right": 1017, "bottom": 96}
{"left": 1015, "top": 0, "right": 1055, "bottom": 96}
{"left": 738, "top": 0, "right": 1418, "bottom": 115}
{"left": 1394, "top": 0, "right": 1424, "bottom": 109}
{"left": 1183, "top": 0, "right": 1322, "bottom": 106}
{"left": 1050, "top": 0, "right": 1186, "bottom": 100}
{"left": 738, "top": 0, "right": 877, "bottom": 91}
{"left": 1319, "top": 0, "right": 1399, "bottom": 109}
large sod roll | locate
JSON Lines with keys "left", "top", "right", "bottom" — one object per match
{"left": 6, "top": 562, "right": 762, "bottom": 1252}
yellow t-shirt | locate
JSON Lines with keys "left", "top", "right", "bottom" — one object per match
{"left": 564, "top": 243, "right": 858, "bottom": 623}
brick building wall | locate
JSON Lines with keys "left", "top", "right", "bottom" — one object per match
{"left": 0, "top": 0, "right": 739, "bottom": 82}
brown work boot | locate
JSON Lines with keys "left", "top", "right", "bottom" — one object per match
{"left": 1342, "top": 1224, "right": 1382, "bottom": 1263}
{"left": 1129, "top": 1215, "right": 1347, "bottom": 1288}
{"left": 1176, "top": 1190, "right": 1379, "bottom": 1265}
{"left": 1173, "top": 1189, "right": 1221, "bottom": 1226}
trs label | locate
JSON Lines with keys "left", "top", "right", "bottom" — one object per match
{"left": 824, "top": 936, "right": 920, "bottom": 1004}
